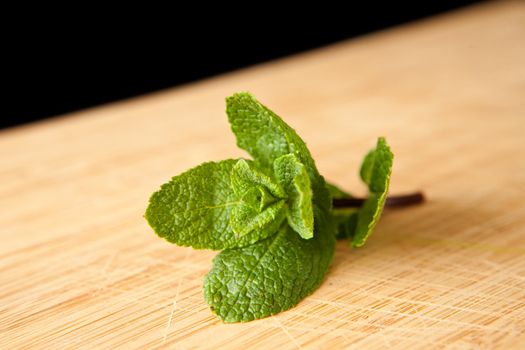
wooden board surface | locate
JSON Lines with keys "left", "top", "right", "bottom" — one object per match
{"left": 2, "top": 1, "right": 525, "bottom": 349}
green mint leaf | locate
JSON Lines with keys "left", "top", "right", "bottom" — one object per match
{"left": 226, "top": 92, "right": 331, "bottom": 213}
{"left": 229, "top": 159, "right": 288, "bottom": 237}
{"left": 274, "top": 154, "right": 314, "bottom": 239}
{"left": 231, "top": 159, "right": 286, "bottom": 199}
{"left": 204, "top": 209, "right": 336, "bottom": 323}
{"left": 237, "top": 186, "right": 276, "bottom": 212}
{"left": 230, "top": 195, "right": 286, "bottom": 236}
{"left": 145, "top": 160, "right": 278, "bottom": 250}
{"left": 226, "top": 92, "right": 313, "bottom": 174}
{"left": 352, "top": 137, "right": 393, "bottom": 247}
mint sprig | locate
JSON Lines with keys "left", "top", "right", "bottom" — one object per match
{"left": 145, "top": 92, "right": 423, "bottom": 322}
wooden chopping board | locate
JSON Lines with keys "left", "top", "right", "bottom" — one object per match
{"left": 1, "top": 1, "right": 524, "bottom": 349}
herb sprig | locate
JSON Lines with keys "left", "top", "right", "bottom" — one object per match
{"left": 145, "top": 92, "right": 423, "bottom": 322}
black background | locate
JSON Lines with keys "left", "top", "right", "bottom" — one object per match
{"left": 3, "top": 1, "right": 484, "bottom": 129}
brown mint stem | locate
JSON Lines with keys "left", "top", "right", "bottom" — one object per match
{"left": 332, "top": 192, "right": 425, "bottom": 209}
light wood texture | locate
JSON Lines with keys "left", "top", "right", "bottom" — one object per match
{"left": 2, "top": 2, "right": 525, "bottom": 349}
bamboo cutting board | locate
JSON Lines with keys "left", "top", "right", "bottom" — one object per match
{"left": 1, "top": 2, "right": 525, "bottom": 349}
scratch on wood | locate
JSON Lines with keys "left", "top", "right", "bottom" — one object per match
{"left": 163, "top": 301, "right": 177, "bottom": 344}
{"left": 273, "top": 317, "right": 303, "bottom": 350}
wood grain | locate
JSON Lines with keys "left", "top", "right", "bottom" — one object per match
{"left": 1, "top": 1, "right": 525, "bottom": 349}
